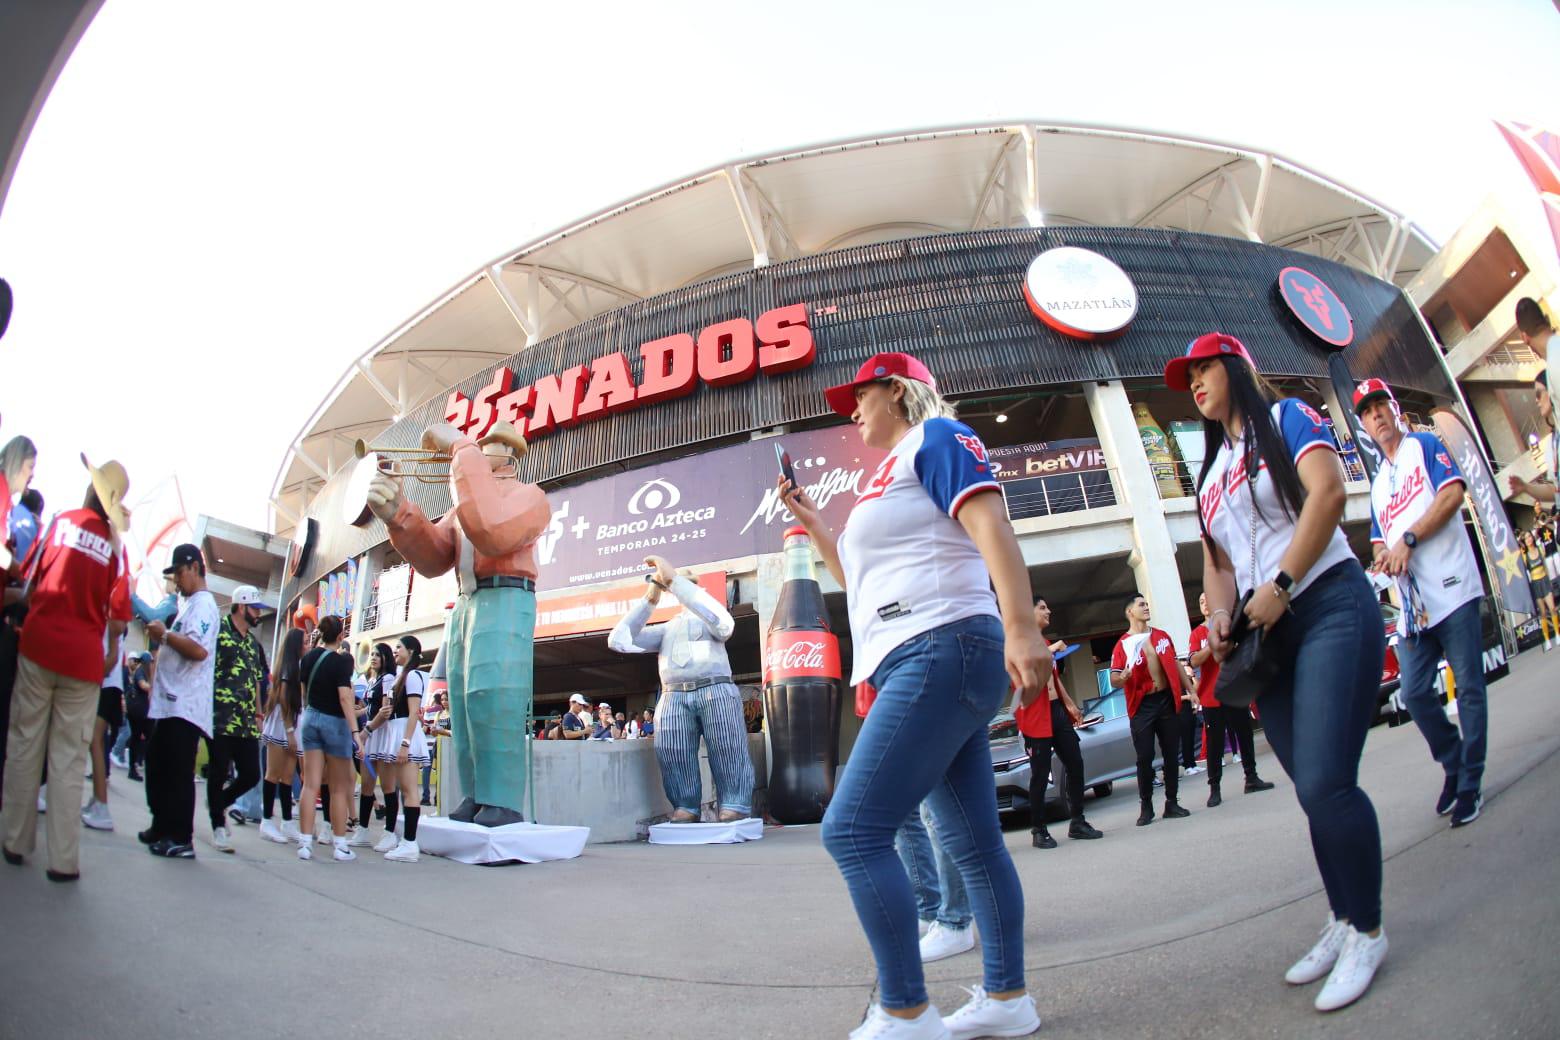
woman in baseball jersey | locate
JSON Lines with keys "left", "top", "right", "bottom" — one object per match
{"left": 257, "top": 617, "right": 307, "bottom": 844}
{"left": 1166, "top": 333, "right": 1386, "bottom": 1013}
{"left": 778, "top": 352, "right": 1049, "bottom": 1040}
{"left": 366, "top": 636, "right": 429, "bottom": 862}
{"left": 352, "top": 642, "right": 395, "bottom": 847}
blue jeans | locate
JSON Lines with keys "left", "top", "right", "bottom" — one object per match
{"left": 1395, "top": 598, "right": 1487, "bottom": 796}
{"left": 1258, "top": 562, "right": 1386, "bottom": 933}
{"left": 821, "top": 614, "right": 1022, "bottom": 1009}
{"left": 895, "top": 801, "right": 972, "bottom": 928}
{"left": 299, "top": 709, "right": 354, "bottom": 759}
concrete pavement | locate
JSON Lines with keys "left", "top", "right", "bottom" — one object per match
{"left": 2, "top": 651, "right": 1556, "bottom": 1039}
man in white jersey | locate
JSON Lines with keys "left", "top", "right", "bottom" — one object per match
{"left": 1356, "top": 379, "right": 1488, "bottom": 827}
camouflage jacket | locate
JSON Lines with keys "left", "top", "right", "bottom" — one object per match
{"left": 213, "top": 614, "right": 267, "bottom": 738}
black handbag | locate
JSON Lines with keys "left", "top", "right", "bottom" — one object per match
{"left": 1213, "top": 589, "right": 1279, "bottom": 708}
{"left": 1212, "top": 488, "right": 1281, "bottom": 708}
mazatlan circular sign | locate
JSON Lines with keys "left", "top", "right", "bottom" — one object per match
{"left": 1277, "top": 266, "right": 1354, "bottom": 349}
{"left": 1023, "top": 246, "right": 1139, "bottom": 341}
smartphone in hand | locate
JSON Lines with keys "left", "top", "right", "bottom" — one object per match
{"left": 775, "top": 443, "right": 797, "bottom": 487}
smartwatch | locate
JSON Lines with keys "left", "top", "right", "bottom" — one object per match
{"left": 1273, "top": 570, "right": 1295, "bottom": 593}
{"left": 1402, "top": 531, "right": 1418, "bottom": 549}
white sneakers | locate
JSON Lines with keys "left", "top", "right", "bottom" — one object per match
{"left": 1314, "top": 927, "right": 1388, "bottom": 1012}
{"left": 941, "top": 987, "right": 1041, "bottom": 1040}
{"left": 81, "top": 799, "right": 114, "bottom": 831}
{"left": 111, "top": 749, "right": 129, "bottom": 770}
{"left": 211, "top": 826, "right": 235, "bottom": 853}
{"left": 258, "top": 819, "right": 289, "bottom": 844}
{"left": 349, "top": 825, "right": 372, "bottom": 847}
{"left": 280, "top": 819, "right": 301, "bottom": 842}
{"left": 385, "top": 839, "right": 420, "bottom": 863}
{"left": 333, "top": 840, "right": 356, "bottom": 862}
{"left": 297, "top": 837, "right": 313, "bottom": 861}
{"left": 1285, "top": 915, "right": 1348, "bottom": 984}
{"left": 1286, "top": 916, "right": 1388, "bottom": 1011}
{"left": 850, "top": 1005, "right": 950, "bottom": 1039}
{"left": 920, "top": 922, "right": 976, "bottom": 963}
{"left": 374, "top": 831, "right": 401, "bottom": 853}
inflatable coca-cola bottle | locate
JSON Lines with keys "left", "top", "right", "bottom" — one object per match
{"left": 763, "top": 525, "right": 844, "bottom": 824}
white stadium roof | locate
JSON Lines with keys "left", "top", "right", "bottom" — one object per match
{"left": 270, "top": 121, "right": 1438, "bottom": 536}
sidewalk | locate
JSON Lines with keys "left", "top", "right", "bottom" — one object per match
{"left": 1, "top": 651, "right": 1556, "bottom": 1039}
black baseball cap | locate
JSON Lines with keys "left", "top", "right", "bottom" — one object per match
{"left": 162, "top": 543, "right": 204, "bottom": 575}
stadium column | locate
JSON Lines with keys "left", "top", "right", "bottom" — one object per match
{"left": 1084, "top": 380, "right": 1192, "bottom": 649}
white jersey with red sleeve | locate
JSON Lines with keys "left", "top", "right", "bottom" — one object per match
{"left": 1368, "top": 431, "right": 1481, "bottom": 634}
{"left": 837, "top": 417, "right": 1002, "bottom": 685}
{"left": 1198, "top": 398, "right": 1355, "bottom": 599}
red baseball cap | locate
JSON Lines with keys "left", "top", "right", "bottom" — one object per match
{"left": 1352, "top": 378, "right": 1395, "bottom": 415}
{"left": 1163, "top": 333, "right": 1255, "bottom": 392}
{"left": 824, "top": 352, "right": 937, "bottom": 418}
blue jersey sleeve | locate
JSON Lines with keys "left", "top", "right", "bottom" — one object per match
{"left": 913, "top": 418, "right": 1001, "bottom": 517}
{"left": 1414, "top": 432, "right": 1465, "bottom": 492}
{"left": 1278, "top": 398, "right": 1337, "bottom": 465}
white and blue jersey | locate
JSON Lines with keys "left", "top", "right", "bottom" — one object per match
{"left": 1369, "top": 431, "right": 1481, "bottom": 634}
{"left": 1198, "top": 398, "right": 1356, "bottom": 600}
{"left": 837, "top": 417, "right": 1002, "bottom": 685}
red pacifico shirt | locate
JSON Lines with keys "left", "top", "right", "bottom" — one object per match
{"left": 18, "top": 508, "right": 132, "bottom": 683}
{"left": 1188, "top": 623, "right": 1220, "bottom": 708}
{"left": 1013, "top": 672, "right": 1056, "bottom": 739}
{"left": 1109, "top": 627, "right": 1184, "bottom": 718}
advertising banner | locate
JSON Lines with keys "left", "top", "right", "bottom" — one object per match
{"left": 1432, "top": 410, "right": 1535, "bottom": 617}
{"left": 986, "top": 439, "right": 1106, "bottom": 481}
{"left": 534, "top": 572, "right": 727, "bottom": 640}
{"left": 536, "top": 426, "right": 888, "bottom": 587}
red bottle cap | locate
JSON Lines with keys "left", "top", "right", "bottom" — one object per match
{"left": 783, "top": 525, "right": 809, "bottom": 541}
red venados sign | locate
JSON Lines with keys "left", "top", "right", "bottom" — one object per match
{"left": 445, "top": 303, "right": 815, "bottom": 441}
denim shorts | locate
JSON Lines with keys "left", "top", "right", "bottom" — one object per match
{"left": 299, "top": 707, "right": 354, "bottom": 758}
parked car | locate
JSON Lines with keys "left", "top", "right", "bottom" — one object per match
{"left": 988, "top": 687, "right": 1147, "bottom": 821}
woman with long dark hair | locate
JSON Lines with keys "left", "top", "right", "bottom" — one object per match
{"left": 258, "top": 623, "right": 306, "bottom": 843}
{"left": 779, "top": 352, "right": 1049, "bottom": 1039}
{"left": 352, "top": 643, "right": 396, "bottom": 846}
{"left": 1165, "top": 333, "right": 1387, "bottom": 1013}
{"left": 366, "top": 636, "right": 428, "bottom": 862}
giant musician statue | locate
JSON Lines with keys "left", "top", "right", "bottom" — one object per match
{"left": 366, "top": 421, "right": 548, "bottom": 827}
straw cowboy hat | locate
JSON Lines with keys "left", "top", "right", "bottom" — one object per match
{"left": 81, "top": 453, "right": 130, "bottom": 533}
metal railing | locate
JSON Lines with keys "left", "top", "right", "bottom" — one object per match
{"left": 1146, "top": 447, "right": 1368, "bottom": 501}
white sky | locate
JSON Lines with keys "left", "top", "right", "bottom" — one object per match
{"left": 2, "top": 0, "right": 1558, "bottom": 540}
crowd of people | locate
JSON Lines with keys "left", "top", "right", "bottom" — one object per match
{"left": 0, "top": 300, "right": 1551, "bottom": 1038}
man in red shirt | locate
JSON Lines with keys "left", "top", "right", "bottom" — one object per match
{"left": 1188, "top": 593, "right": 1275, "bottom": 807}
{"left": 0, "top": 455, "right": 132, "bottom": 881}
{"left": 1015, "top": 599, "right": 1103, "bottom": 848}
{"left": 1109, "top": 594, "right": 1191, "bottom": 827}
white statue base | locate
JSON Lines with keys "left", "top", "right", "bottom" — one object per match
{"left": 417, "top": 816, "right": 589, "bottom": 865}
{"left": 648, "top": 818, "right": 764, "bottom": 845}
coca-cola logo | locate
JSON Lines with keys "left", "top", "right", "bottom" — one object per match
{"left": 772, "top": 640, "right": 828, "bottom": 670}
{"left": 764, "top": 630, "right": 842, "bottom": 684}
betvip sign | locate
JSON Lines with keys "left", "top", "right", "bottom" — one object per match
{"left": 536, "top": 426, "right": 887, "bottom": 587}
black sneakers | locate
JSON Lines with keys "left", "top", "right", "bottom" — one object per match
{"left": 148, "top": 838, "right": 196, "bottom": 859}
{"left": 1450, "top": 791, "right": 1482, "bottom": 828}
{"left": 1435, "top": 776, "right": 1458, "bottom": 817}
{"left": 1068, "top": 818, "right": 1103, "bottom": 840}
{"left": 1032, "top": 828, "right": 1057, "bottom": 850}
{"left": 1207, "top": 784, "right": 1223, "bottom": 807}
{"left": 1136, "top": 804, "right": 1155, "bottom": 827}
{"left": 1244, "top": 778, "right": 1275, "bottom": 794}
{"left": 1163, "top": 802, "right": 1191, "bottom": 819}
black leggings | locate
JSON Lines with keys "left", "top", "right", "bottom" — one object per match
{"left": 205, "top": 734, "right": 261, "bottom": 829}
{"left": 1131, "top": 691, "right": 1180, "bottom": 806}
{"left": 1203, "top": 704, "right": 1260, "bottom": 785}
{"left": 1023, "top": 702, "right": 1086, "bottom": 826}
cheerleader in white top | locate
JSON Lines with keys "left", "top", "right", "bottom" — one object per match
{"left": 1165, "top": 332, "right": 1387, "bottom": 1014}
{"left": 364, "top": 636, "right": 430, "bottom": 862}
{"left": 351, "top": 643, "right": 395, "bottom": 848}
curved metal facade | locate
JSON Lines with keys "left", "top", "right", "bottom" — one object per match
{"left": 298, "top": 226, "right": 1448, "bottom": 590}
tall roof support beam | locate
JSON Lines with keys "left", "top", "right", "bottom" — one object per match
{"left": 1019, "top": 125, "right": 1044, "bottom": 228}
{"left": 486, "top": 265, "right": 538, "bottom": 345}
{"left": 725, "top": 164, "right": 771, "bottom": 267}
